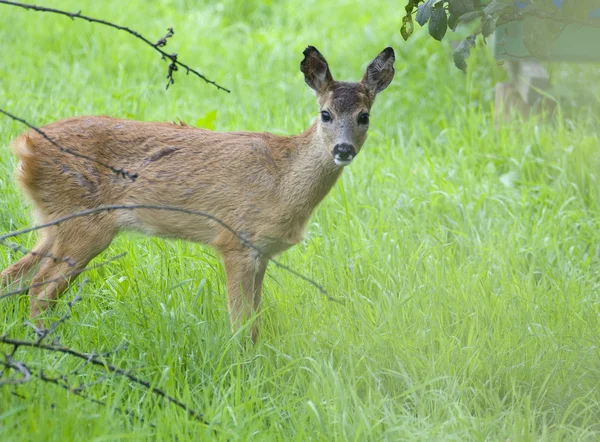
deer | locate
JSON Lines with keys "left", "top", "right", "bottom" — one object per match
{"left": 1, "top": 46, "right": 395, "bottom": 341}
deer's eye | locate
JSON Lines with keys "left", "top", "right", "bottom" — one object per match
{"left": 358, "top": 113, "right": 370, "bottom": 125}
{"left": 321, "top": 111, "right": 332, "bottom": 123}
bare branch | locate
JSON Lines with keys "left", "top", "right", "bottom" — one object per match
{"left": 0, "top": 0, "right": 230, "bottom": 92}
{"left": 0, "top": 204, "right": 336, "bottom": 302}
{"left": 0, "top": 335, "right": 206, "bottom": 422}
{"left": 0, "top": 108, "right": 139, "bottom": 181}
{"left": 0, "top": 354, "right": 31, "bottom": 385}
{"left": 0, "top": 253, "right": 127, "bottom": 300}
{"left": 36, "top": 368, "right": 154, "bottom": 427}
{"left": 500, "top": 9, "right": 600, "bottom": 29}
{"left": 35, "top": 281, "right": 85, "bottom": 345}
{"left": 0, "top": 237, "right": 76, "bottom": 267}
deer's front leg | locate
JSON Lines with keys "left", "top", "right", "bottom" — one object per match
{"left": 221, "top": 250, "right": 268, "bottom": 342}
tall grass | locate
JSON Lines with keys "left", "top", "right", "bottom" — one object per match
{"left": 1, "top": 0, "right": 599, "bottom": 440}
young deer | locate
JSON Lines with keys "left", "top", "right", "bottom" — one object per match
{"left": 1, "top": 46, "right": 395, "bottom": 341}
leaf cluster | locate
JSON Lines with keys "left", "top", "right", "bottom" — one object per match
{"left": 402, "top": 0, "right": 600, "bottom": 70}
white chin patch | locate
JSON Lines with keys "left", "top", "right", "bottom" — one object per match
{"left": 334, "top": 157, "right": 353, "bottom": 166}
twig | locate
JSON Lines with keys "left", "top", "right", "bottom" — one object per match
{"left": 72, "top": 375, "right": 107, "bottom": 394}
{"left": 1, "top": 299, "right": 154, "bottom": 426}
{"left": 155, "top": 27, "right": 174, "bottom": 48}
{"left": 0, "top": 205, "right": 336, "bottom": 302}
{"left": 3, "top": 361, "right": 153, "bottom": 426}
{"left": 0, "top": 108, "right": 138, "bottom": 181}
{"left": 0, "top": 0, "right": 230, "bottom": 92}
{"left": 37, "top": 369, "right": 154, "bottom": 427}
{"left": 35, "top": 281, "right": 85, "bottom": 345}
{"left": 0, "top": 238, "right": 76, "bottom": 267}
{"left": 0, "top": 253, "right": 127, "bottom": 300}
{"left": 70, "top": 350, "right": 98, "bottom": 377}
{"left": 98, "top": 342, "right": 129, "bottom": 358}
{"left": 0, "top": 335, "right": 206, "bottom": 422}
{"left": 0, "top": 355, "right": 31, "bottom": 385}
{"left": 496, "top": 40, "right": 533, "bottom": 60}
{"left": 511, "top": 10, "right": 600, "bottom": 29}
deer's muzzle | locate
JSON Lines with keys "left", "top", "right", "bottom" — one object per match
{"left": 332, "top": 143, "right": 356, "bottom": 166}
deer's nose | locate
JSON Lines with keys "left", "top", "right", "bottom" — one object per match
{"left": 333, "top": 143, "right": 356, "bottom": 166}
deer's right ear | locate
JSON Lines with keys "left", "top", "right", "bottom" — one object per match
{"left": 301, "top": 46, "right": 333, "bottom": 93}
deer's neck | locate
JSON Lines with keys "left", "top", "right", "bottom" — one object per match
{"left": 281, "top": 123, "right": 343, "bottom": 214}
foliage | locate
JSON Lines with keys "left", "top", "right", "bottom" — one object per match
{"left": 402, "top": 0, "right": 600, "bottom": 70}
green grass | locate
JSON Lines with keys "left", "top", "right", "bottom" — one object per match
{"left": 1, "top": 0, "right": 600, "bottom": 440}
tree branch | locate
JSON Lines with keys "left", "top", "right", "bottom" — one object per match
{"left": 0, "top": 253, "right": 127, "bottom": 300}
{"left": 0, "top": 355, "right": 31, "bottom": 385}
{"left": 38, "top": 369, "right": 154, "bottom": 427}
{"left": 499, "top": 9, "right": 600, "bottom": 29}
{"left": 0, "top": 0, "right": 230, "bottom": 92}
{"left": 0, "top": 204, "right": 336, "bottom": 303}
{"left": 0, "top": 108, "right": 139, "bottom": 181}
{"left": 0, "top": 335, "right": 206, "bottom": 422}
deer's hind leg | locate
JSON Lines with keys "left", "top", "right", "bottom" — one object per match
{"left": 1, "top": 228, "right": 56, "bottom": 288}
{"left": 28, "top": 215, "right": 116, "bottom": 319}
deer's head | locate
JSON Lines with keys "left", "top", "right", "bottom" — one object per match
{"left": 301, "top": 46, "right": 395, "bottom": 167}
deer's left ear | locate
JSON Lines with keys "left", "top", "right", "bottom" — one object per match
{"left": 361, "top": 47, "right": 395, "bottom": 96}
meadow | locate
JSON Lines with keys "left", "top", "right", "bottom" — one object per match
{"left": 1, "top": 0, "right": 599, "bottom": 440}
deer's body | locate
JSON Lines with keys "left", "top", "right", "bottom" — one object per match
{"left": 18, "top": 117, "right": 337, "bottom": 253}
{"left": 1, "top": 47, "right": 395, "bottom": 341}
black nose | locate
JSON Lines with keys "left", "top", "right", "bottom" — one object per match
{"left": 333, "top": 143, "right": 356, "bottom": 160}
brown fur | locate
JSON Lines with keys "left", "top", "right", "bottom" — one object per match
{"left": 1, "top": 47, "right": 395, "bottom": 341}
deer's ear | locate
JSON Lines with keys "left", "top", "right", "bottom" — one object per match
{"left": 361, "top": 47, "right": 395, "bottom": 96}
{"left": 301, "top": 46, "right": 334, "bottom": 93}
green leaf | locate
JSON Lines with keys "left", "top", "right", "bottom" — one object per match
{"left": 447, "top": 1, "right": 480, "bottom": 30}
{"left": 448, "top": 0, "right": 477, "bottom": 18}
{"left": 401, "top": 14, "right": 414, "bottom": 40}
{"left": 415, "top": 0, "right": 434, "bottom": 26}
{"left": 453, "top": 34, "right": 476, "bottom": 71}
{"left": 195, "top": 110, "right": 217, "bottom": 130}
{"left": 428, "top": 3, "right": 448, "bottom": 41}
{"left": 448, "top": 13, "right": 458, "bottom": 30}
{"left": 482, "top": 15, "right": 497, "bottom": 37}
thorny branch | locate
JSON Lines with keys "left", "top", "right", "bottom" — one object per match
{"left": 5, "top": 361, "right": 153, "bottom": 426}
{"left": 0, "top": 355, "right": 31, "bottom": 385}
{"left": 38, "top": 369, "right": 153, "bottom": 427}
{"left": 1, "top": 283, "right": 206, "bottom": 424}
{"left": 0, "top": 0, "right": 230, "bottom": 92}
{"left": 0, "top": 107, "right": 139, "bottom": 181}
{"left": 155, "top": 27, "right": 174, "bottom": 48}
{"left": 1, "top": 236, "right": 76, "bottom": 268}
{"left": 0, "top": 253, "right": 127, "bottom": 300}
{"left": 0, "top": 204, "right": 335, "bottom": 302}
{"left": 0, "top": 334, "right": 207, "bottom": 422}
{"left": 33, "top": 281, "right": 85, "bottom": 345}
